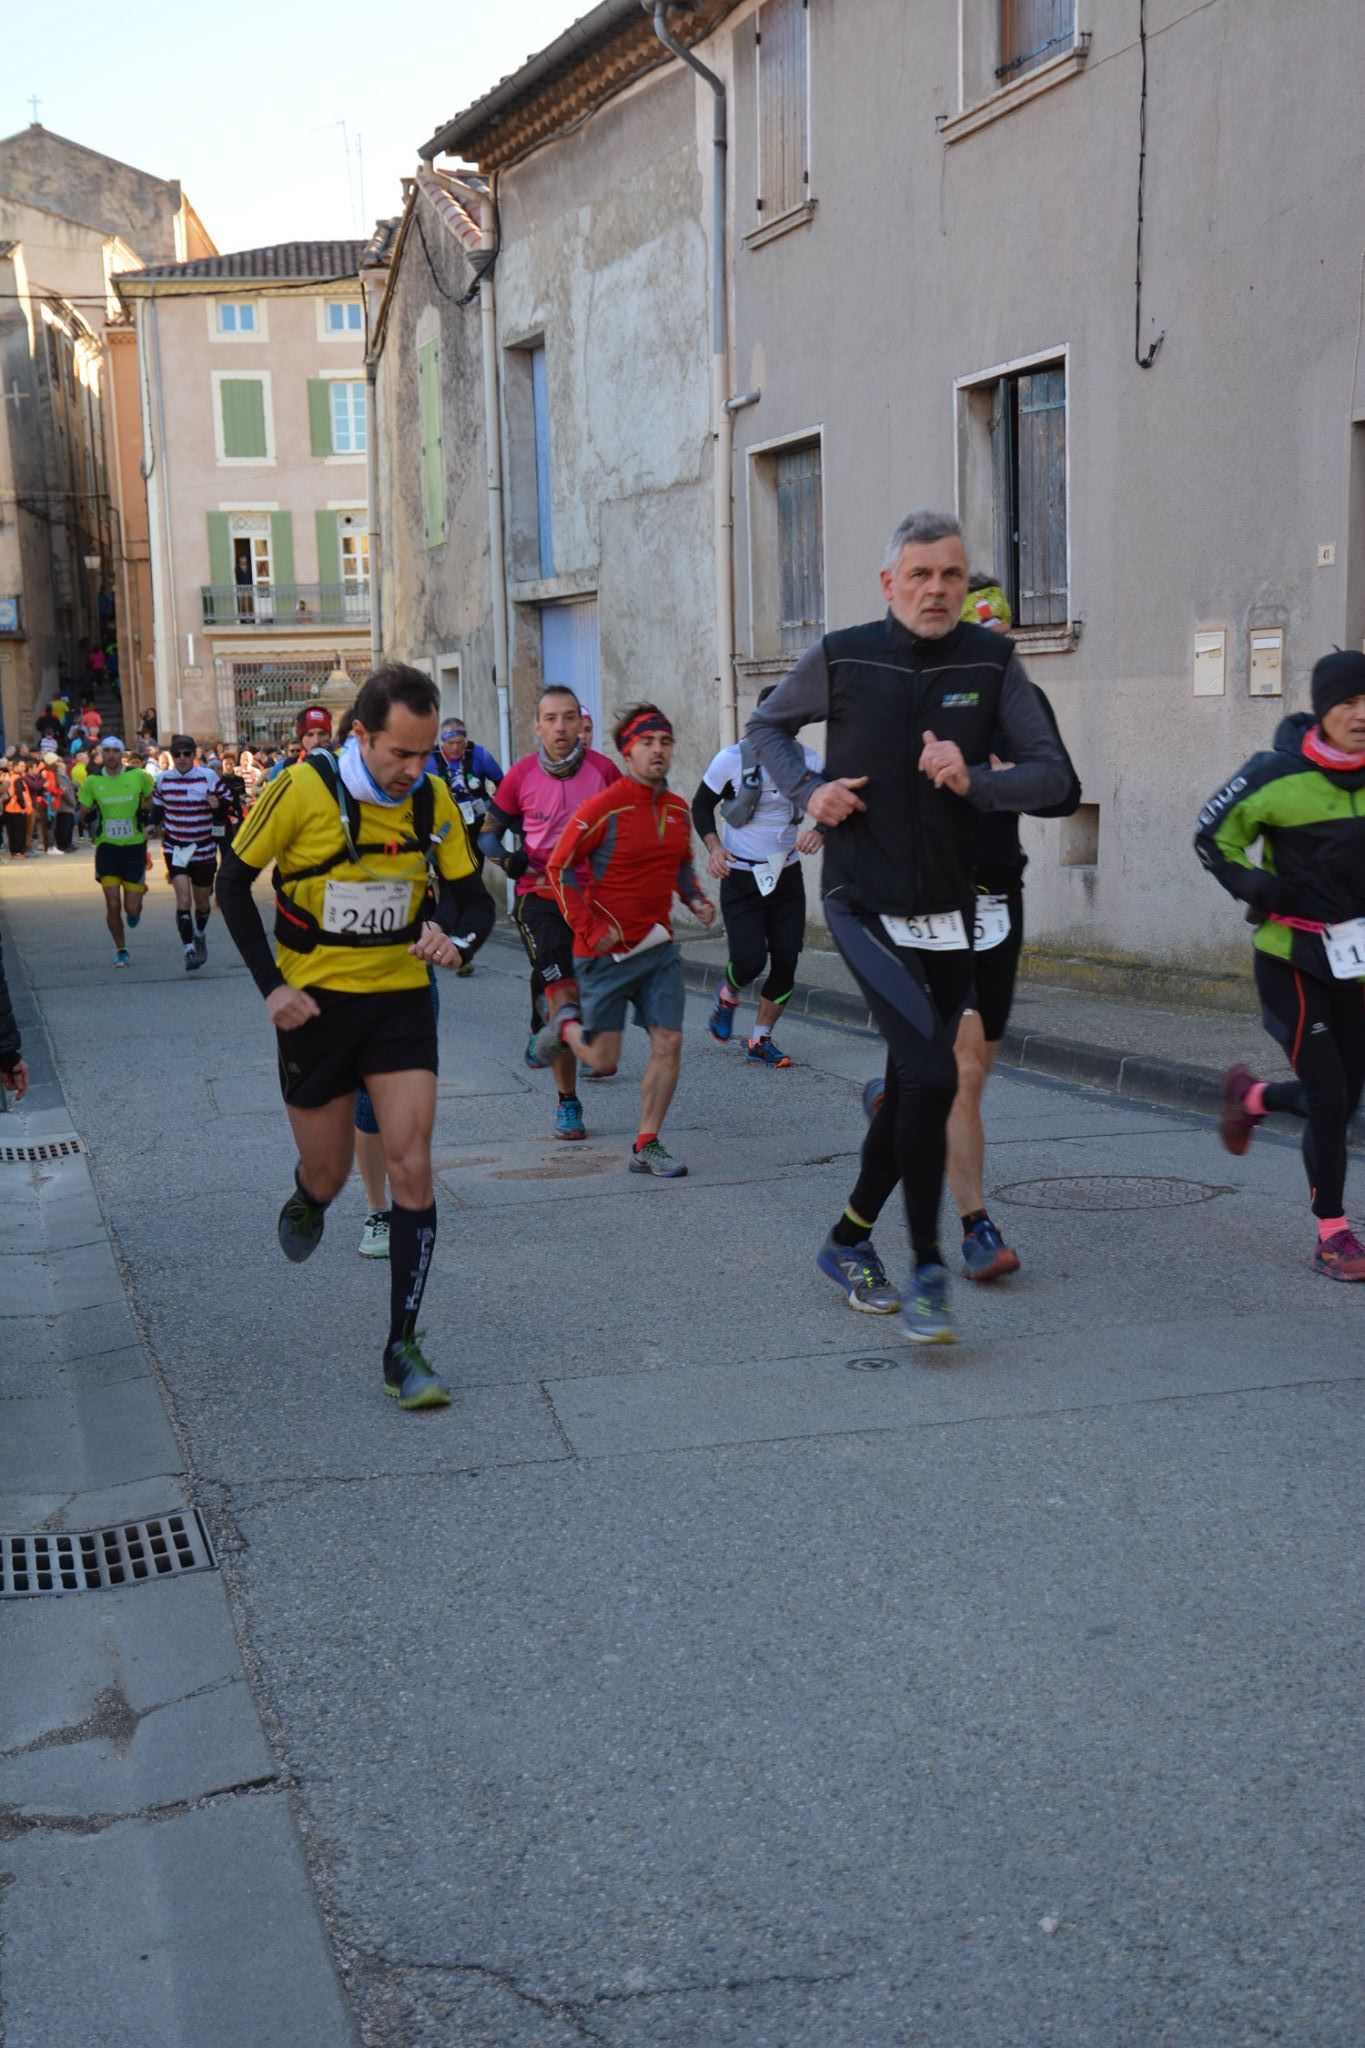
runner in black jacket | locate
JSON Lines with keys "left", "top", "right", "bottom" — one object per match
{"left": 0, "top": 927, "right": 29, "bottom": 1102}
{"left": 748, "top": 509, "right": 1071, "bottom": 1345}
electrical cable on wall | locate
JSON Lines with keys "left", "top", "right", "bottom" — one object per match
{"left": 1135, "top": 0, "right": 1165, "bottom": 368}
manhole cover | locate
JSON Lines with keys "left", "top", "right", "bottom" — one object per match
{"left": 0, "top": 1512, "right": 218, "bottom": 1598}
{"left": 991, "top": 1175, "right": 1233, "bottom": 1212}
{"left": 846, "top": 1355, "right": 898, "bottom": 1372}
{"left": 0, "top": 1138, "right": 84, "bottom": 1164}
{"left": 490, "top": 1155, "right": 621, "bottom": 1180}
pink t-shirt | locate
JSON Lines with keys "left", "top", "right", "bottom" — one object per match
{"left": 491, "top": 748, "right": 620, "bottom": 896}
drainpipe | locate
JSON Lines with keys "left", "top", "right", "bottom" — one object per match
{"left": 644, "top": 1, "right": 736, "bottom": 745}
{"left": 136, "top": 294, "right": 179, "bottom": 736}
{"left": 479, "top": 176, "right": 513, "bottom": 782}
{"left": 365, "top": 358, "right": 381, "bottom": 665}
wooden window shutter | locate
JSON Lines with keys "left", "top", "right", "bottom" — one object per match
{"left": 1014, "top": 368, "right": 1067, "bottom": 626}
{"left": 999, "top": 0, "right": 1074, "bottom": 81}
{"left": 757, "top": 0, "right": 809, "bottom": 218}
{"left": 206, "top": 512, "right": 233, "bottom": 592}
{"left": 775, "top": 442, "right": 824, "bottom": 655}
{"left": 308, "top": 379, "right": 334, "bottom": 457}
{"left": 220, "top": 378, "right": 267, "bottom": 459}
{"left": 315, "top": 510, "right": 342, "bottom": 594}
{"left": 419, "top": 339, "right": 445, "bottom": 548}
{"left": 269, "top": 512, "right": 295, "bottom": 590}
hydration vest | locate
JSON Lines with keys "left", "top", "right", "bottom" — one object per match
{"left": 272, "top": 750, "right": 438, "bottom": 954}
{"left": 719, "top": 737, "right": 800, "bottom": 831}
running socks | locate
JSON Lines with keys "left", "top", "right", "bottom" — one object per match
{"left": 388, "top": 1201, "right": 437, "bottom": 1350}
{"left": 831, "top": 1207, "right": 874, "bottom": 1249}
{"left": 175, "top": 909, "right": 193, "bottom": 945}
{"left": 961, "top": 1208, "right": 988, "bottom": 1231}
{"left": 751, "top": 1023, "right": 772, "bottom": 1043}
{"left": 634, "top": 1132, "right": 659, "bottom": 1153}
{"left": 195, "top": 907, "right": 210, "bottom": 932}
{"left": 1318, "top": 1214, "right": 1349, "bottom": 1243}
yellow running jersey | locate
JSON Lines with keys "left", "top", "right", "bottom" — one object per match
{"left": 231, "top": 761, "right": 480, "bottom": 994}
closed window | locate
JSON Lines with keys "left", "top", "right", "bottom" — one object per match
{"left": 504, "top": 339, "right": 554, "bottom": 582}
{"left": 531, "top": 344, "right": 554, "bottom": 579}
{"left": 998, "top": 0, "right": 1075, "bottom": 82}
{"left": 216, "top": 301, "right": 257, "bottom": 335}
{"left": 986, "top": 363, "right": 1067, "bottom": 627}
{"left": 756, "top": 0, "right": 810, "bottom": 219}
{"left": 216, "top": 375, "right": 270, "bottom": 462}
{"left": 329, "top": 380, "right": 367, "bottom": 455}
{"left": 775, "top": 442, "right": 824, "bottom": 653}
{"left": 326, "top": 301, "right": 363, "bottom": 334}
{"left": 418, "top": 338, "right": 445, "bottom": 548}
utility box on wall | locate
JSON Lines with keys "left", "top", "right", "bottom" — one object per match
{"left": 1193, "top": 629, "right": 1227, "bottom": 697}
{"left": 1248, "top": 628, "right": 1284, "bottom": 697}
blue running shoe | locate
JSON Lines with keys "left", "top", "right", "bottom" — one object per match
{"left": 126, "top": 909, "right": 142, "bottom": 929}
{"left": 816, "top": 1233, "right": 900, "bottom": 1313}
{"left": 113, "top": 948, "right": 131, "bottom": 969}
{"left": 383, "top": 1333, "right": 452, "bottom": 1410}
{"left": 708, "top": 989, "right": 736, "bottom": 1042}
{"left": 961, "top": 1215, "right": 1020, "bottom": 1282}
{"left": 746, "top": 1037, "right": 791, "bottom": 1068}
{"left": 554, "top": 1096, "right": 586, "bottom": 1141}
{"left": 900, "top": 1263, "right": 956, "bottom": 1345}
{"left": 862, "top": 1076, "right": 885, "bottom": 1123}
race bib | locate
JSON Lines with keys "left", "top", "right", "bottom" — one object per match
{"left": 972, "top": 894, "right": 1011, "bottom": 953}
{"left": 170, "top": 843, "right": 196, "bottom": 869}
{"left": 457, "top": 800, "right": 476, "bottom": 826}
{"left": 611, "top": 921, "right": 671, "bottom": 963}
{"left": 1323, "top": 917, "right": 1365, "bottom": 981}
{"left": 321, "top": 879, "right": 412, "bottom": 937}
{"left": 211, "top": 822, "right": 227, "bottom": 841}
{"left": 754, "top": 854, "right": 787, "bottom": 898}
{"left": 103, "top": 818, "right": 136, "bottom": 842}
{"left": 881, "top": 910, "right": 969, "bottom": 952}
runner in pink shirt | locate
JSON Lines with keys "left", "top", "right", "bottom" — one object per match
{"left": 479, "top": 685, "right": 619, "bottom": 1140}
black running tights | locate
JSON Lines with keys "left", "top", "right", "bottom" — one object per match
{"left": 1255, "top": 952, "right": 1365, "bottom": 1217}
{"left": 826, "top": 896, "right": 974, "bottom": 1266}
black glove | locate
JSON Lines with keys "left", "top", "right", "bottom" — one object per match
{"left": 503, "top": 848, "right": 529, "bottom": 881}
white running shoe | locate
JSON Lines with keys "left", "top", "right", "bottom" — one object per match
{"left": 358, "top": 1210, "right": 391, "bottom": 1259}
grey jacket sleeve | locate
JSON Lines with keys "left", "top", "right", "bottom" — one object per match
{"left": 964, "top": 654, "right": 1074, "bottom": 814}
{"left": 743, "top": 642, "right": 831, "bottom": 810}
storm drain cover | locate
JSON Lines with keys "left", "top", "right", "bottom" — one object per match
{"left": 0, "top": 1512, "right": 217, "bottom": 1598}
{"left": 991, "top": 1175, "right": 1233, "bottom": 1212}
{"left": 847, "top": 1355, "right": 899, "bottom": 1372}
{"left": 0, "top": 1138, "right": 84, "bottom": 1164}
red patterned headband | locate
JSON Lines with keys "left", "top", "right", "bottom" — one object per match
{"left": 618, "top": 711, "right": 674, "bottom": 752}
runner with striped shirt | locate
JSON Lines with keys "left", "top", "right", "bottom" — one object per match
{"left": 153, "top": 737, "right": 228, "bottom": 972}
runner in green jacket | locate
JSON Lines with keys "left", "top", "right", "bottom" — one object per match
{"left": 78, "top": 737, "right": 155, "bottom": 968}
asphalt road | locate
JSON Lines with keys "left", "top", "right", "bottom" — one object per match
{"left": 3, "top": 849, "right": 1362, "bottom": 2047}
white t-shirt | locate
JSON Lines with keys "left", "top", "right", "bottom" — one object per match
{"left": 702, "top": 742, "right": 824, "bottom": 867}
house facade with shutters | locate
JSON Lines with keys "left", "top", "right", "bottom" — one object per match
{"left": 407, "top": 0, "right": 1365, "bottom": 971}
{"left": 118, "top": 240, "right": 379, "bottom": 746}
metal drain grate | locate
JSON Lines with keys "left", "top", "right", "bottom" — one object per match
{"left": 0, "top": 1511, "right": 217, "bottom": 1598}
{"left": 0, "top": 1138, "right": 85, "bottom": 1164}
{"left": 992, "top": 1175, "right": 1233, "bottom": 1212}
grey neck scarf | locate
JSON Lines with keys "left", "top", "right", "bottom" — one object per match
{"left": 537, "top": 738, "right": 585, "bottom": 780}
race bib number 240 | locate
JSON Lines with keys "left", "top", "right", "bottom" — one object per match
{"left": 321, "top": 880, "right": 411, "bottom": 937}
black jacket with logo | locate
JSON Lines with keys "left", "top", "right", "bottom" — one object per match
{"left": 747, "top": 614, "right": 1073, "bottom": 917}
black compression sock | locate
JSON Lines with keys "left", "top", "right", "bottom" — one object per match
{"left": 831, "top": 1208, "right": 873, "bottom": 1248}
{"left": 195, "top": 908, "right": 210, "bottom": 932}
{"left": 914, "top": 1243, "right": 945, "bottom": 1271}
{"left": 387, "top": 1201, "right": 437, "bottom": 1352}
{"left": 175, "top": 910, "right": 193, "bottom": 944}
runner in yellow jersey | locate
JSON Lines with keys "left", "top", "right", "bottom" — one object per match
{"left": 216, "top": 665, "right": 494, "bottom": 1408}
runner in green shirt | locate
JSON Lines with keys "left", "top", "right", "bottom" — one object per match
{"left": 79, "top": 736, "right": 155, "bottom": 967}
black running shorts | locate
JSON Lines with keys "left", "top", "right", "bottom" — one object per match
{"left": 94, "top": 843, "right": 149, "bottom": 890}
{"left": 275, "top": 986, "right": 438, "bottom": 1109}
{"left": 164, "top": 849, "right": 218, "bottom": 890}
{"left": 514, "top": 890, "right": 577, "bottom": 1028}
{"left": 969, "top": 889, "right": 1024, "bottom": 1043}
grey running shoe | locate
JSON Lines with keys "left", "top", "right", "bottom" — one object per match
{"left": 628, "top": 1138, "right": 688, "bottom": 1179}
{"left": 527, "top": 1003, "right": 581, "bottom": 1069}
{"left": 193, "top": 932, "right": 208, "bottom": 965}
{"left": 816, "top": 1233, "right": 900, "bottom": 1313}
{"left": 278, "top": 1186, "right": 326, "bottom": 1263}
{"left": 383, "top": 1334, "right": 452, "bottom": 1410}
{"left": 900, "top": 1262, "right": 957, "bottom": 1345}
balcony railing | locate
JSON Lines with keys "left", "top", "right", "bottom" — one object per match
{"left": 201, "top": 582, "right": 371, "bottom": 628}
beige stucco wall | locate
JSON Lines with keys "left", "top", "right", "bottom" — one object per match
{"left": 134, "top": 284, "right": 369, "bottom": 736}
{"left": 717, "top": 0, "right": 1365, "bottom": 971}
{"left": 0, "top": 126, "right": 186, "bottom": 264}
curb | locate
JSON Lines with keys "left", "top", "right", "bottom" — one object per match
{"left": 487, "top": 924, "right": 1365, "bottom": 1151}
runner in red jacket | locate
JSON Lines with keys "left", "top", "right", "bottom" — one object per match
{"left": 531, "top": 703, "right": 715, "bottom": 1178}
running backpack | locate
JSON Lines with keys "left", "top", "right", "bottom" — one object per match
{"left": 272, "top": 749, "right": 439, "bottom": 953}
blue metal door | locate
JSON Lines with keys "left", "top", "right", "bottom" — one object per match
{"left": 540, "top": 598, "right": 600, "bottom": 733}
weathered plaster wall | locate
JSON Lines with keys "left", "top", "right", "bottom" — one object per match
{"left": 0, "top": 126, "right": 183, "bottom": 263}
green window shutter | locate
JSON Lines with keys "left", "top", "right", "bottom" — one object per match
{"left": 269, "top": 512, "right": 295, "bottom": 592}
{"left": 418, "top": 339, "right": 444, "bottom": 547}
{"left": 220, "top": 378, "right": 267, "bottom": 459}
{"left": 206, "top": 512, "right": 233, "bottom": 589}
{"left": 315, "top": 510, "right": 342, "bottom": 603}
{"left": 308, "top": 379, "right": 334, "bottom": 457}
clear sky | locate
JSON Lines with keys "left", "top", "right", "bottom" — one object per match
{"left": 6, "top": 0, "right": 586, "bottom": 253}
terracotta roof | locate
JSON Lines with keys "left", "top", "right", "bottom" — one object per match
{"left": 124, "top": 241, "right": 365, "bottom": 285}
{"left": 360, "top": 218, "right": 401, "bottom": 268}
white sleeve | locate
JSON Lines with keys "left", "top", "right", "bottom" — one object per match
{"left": 702, "top": 743, "right": 742, "bottom": 795}
{"left": 802, "top": 746, "right": 825, "bottom": 776}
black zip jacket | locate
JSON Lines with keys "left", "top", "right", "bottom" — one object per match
{"left": 747, "top": 614, "right": 1072, "bottom": 917}
{"left": 972, "top": 683, "right": 1083, "bottom": 892}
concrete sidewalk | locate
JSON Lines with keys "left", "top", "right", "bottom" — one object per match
{"left": 0, "top": 893, "right": 354, "bottom": 2048}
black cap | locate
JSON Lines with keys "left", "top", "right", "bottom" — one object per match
{"left": 1311, "top": 650, "right": 1365, "bottom": 721}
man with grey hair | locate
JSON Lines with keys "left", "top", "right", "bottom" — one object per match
{"left": 747, "top": 508, "right": 1071, "bottom": 1345}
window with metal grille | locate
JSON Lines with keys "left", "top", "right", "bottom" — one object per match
{"left": 756, "top": 0, "right": 810, "bottom": 219}
{"left": 998, "top": 0, "right": 1075, "bottom": 81}
{"left": 776, "top": 441, "right": 824, "bottom": 654}
{"left": 990, "top": 363, "right": 1067, "bottom": 627}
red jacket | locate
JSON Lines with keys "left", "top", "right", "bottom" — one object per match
{"left": 547, "top": 776, "right": 702, "bottom": 957}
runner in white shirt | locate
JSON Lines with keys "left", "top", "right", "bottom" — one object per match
{"left": 691, "top": 686, "right": 824, "bottom": 1069}
{"left": 153, "top": 736, "right": 229, "bottom": 972}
